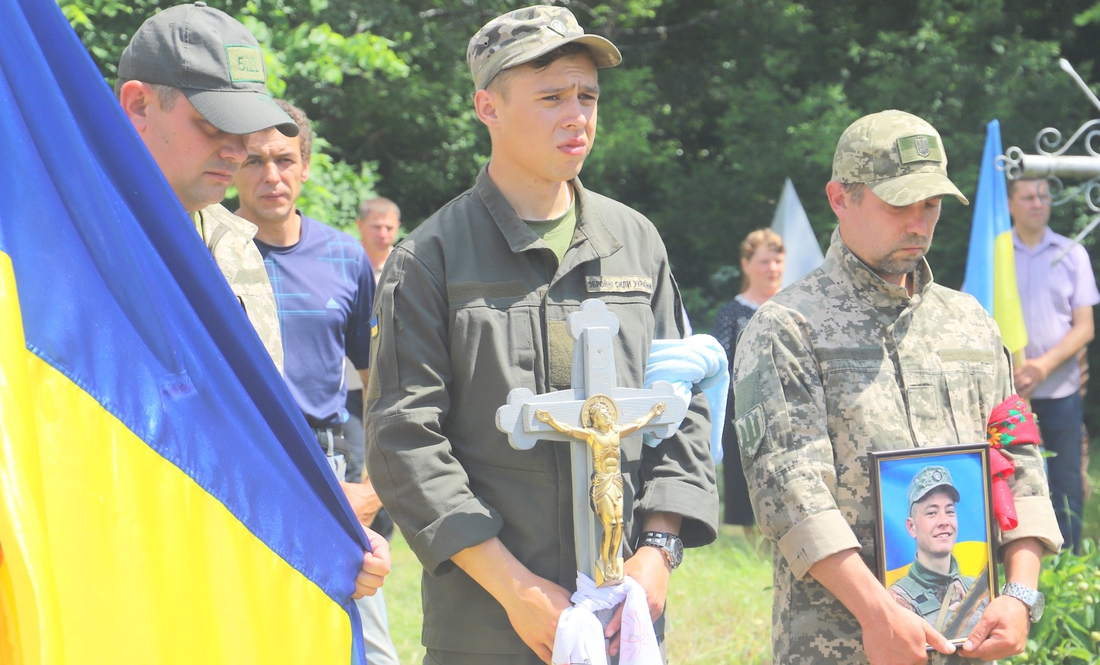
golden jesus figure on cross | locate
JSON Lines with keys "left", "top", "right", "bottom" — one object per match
{"left": 536, "top": 396, "right": 666, "bottom": 584}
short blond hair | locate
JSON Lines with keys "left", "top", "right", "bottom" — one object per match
{"left": 740, "top": 228, "right": 785, "bottom": 292}
{"left": 357, "top": 197, "right": 401, "bottom": 221}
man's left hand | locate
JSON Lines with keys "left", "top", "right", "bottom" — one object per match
{"left": 1014, "top": 360, "right": 1048, "bottom": 399}
{"left": 352, "top": 526, "right": 391, "bottom": 599}
{"left": 606, "top": 545, "right": 671, "bottom": 657}
{"left": 959, "top": 594, "right": 1030, "bottom": 661}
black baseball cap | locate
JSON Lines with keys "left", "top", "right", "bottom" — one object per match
{"left": 118, "top": 2, "right": 298, "bottom": 137}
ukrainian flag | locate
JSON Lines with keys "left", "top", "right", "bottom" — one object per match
{"left": 0, "top": 0, "right": 368, "bottom": 662}
{"left": 962, "top": 119, "right": 1028, "bottom": 353}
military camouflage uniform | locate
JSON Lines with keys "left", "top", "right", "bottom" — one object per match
{"left": 194, "top": 203, "right": 283, "bottom": 373}
{"left": 732, "top": 230, "right": 1062, "bottom": 664}
{"left": 465, "top": 6, "right": 620, "bottom": 91}
{"left": 889, "top": 557, "right": 984, "bottom": 637}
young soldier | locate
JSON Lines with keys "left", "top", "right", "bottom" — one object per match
{"left": 365, "top": 7, "right": 717, "bottom": 664}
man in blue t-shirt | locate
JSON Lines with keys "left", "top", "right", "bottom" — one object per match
{"left": 236, "top": 100, "right": 398, "bottom": 665}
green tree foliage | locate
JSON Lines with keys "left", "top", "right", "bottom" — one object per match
{"left": 58, "top": 1, "right": 1100, "bottom": 404}
{"left": 58, "top": 0, "right": 407, "bottom": 226}
{"left": 593, "top": 0, "right": 1097, "bottom": 324}
{"left": 63, "top": 0, "right": 1100, "bottom": 290}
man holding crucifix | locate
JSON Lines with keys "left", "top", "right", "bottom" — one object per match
{"left": 364, "top": 6, "right": 718, "bottom": 664}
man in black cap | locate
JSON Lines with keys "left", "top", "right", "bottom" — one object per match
{"left": 116, "top": 2, "right": 389, "bottom": 603}
{"left": 116, "top": 1, "right": 297, "bottom": 373}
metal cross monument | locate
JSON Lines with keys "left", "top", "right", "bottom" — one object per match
{"left": 495, "top": 299, "right": 687, "bottom": 587}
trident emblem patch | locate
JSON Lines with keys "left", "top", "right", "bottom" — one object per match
{"left": 734, "top": 405, "right": 766, "bottom": 458}
{"left": 914, "top": 136, "right": 931, "bottom": 158}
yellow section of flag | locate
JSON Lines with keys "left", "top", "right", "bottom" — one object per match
{"left": 0, "top": 253, "right": 352, "bottom": 664}
{"left": 992, "top": 231, "right": 1028, "bottom": 354}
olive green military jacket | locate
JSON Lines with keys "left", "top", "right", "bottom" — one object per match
{"left": 733, "top": 230, "right": 1062, "bottom": 664}
{"left": 365, "top": 168, "right": 718, "bottom": 654}
{"left": 194, "top": 203, "right": 283, "bottom": 374}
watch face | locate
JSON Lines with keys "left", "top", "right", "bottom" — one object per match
{"left": 671, "top": 538, "right": 684, "bottom": 565}
{"left": 1031, "top": 592, "right": 1045, "bottom": 622}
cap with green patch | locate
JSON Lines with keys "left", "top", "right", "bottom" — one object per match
{"left": 118, "top": 2, "right": 298, "bottom": 137}
{"left": 907, "top": 465, "right": 960, "bottom": 512}
{"left": 467, "top": 5, "right": 622, "bottom": 91}
{"left": 833, "top": 110, "right": 967, "bottom": 207}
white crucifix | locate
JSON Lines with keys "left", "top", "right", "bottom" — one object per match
{"left": 495, "top": 299, "right": 687, "bottom": 587}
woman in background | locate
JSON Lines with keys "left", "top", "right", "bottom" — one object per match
{"left": 713, "top": 229, "right": 785, "bottom": 538}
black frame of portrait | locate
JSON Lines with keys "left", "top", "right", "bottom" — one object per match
{"left": 869, "top": 443, "right": 999, "bottom": 648}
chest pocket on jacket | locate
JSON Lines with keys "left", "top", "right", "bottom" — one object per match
{"left": 448, "top": 280, "right": 537, "bottom": 386}
{"left": 600, "top": 293, "right": 655, "bottom": 383}
{"left": 939, "top": 348, "right": 996, "bottom": 444}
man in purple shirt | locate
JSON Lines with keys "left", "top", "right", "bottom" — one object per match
{"left": 1010, "top": 178, "right": 1099, "bottom": 552}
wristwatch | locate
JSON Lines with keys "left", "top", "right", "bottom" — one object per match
{"left": 1001, "top": 582, "right": 1045, "bottom": 623}
{"left": 637, "top": 531, "right": 684, "bottom": 570}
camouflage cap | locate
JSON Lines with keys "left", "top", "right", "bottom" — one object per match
{"left": 467, "top": 5, "right": 622, "bottom": 91}
{"left": 118, "top": 2, "right": 298, "bottom": 137}
{"left": 833, "top": 110, "right": 968, "bottom": 207}
{"left": 907, "top": 465, "right": 960, "bottom": 512}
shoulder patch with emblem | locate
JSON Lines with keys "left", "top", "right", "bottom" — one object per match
{"left": 735, "top": 404, "right": 766, "bottom": 459}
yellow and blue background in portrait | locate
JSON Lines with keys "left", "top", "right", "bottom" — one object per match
{"left": 878, "top": 450, "right": 992, "bottom": 588}
{"left": 0, "top": 0, "right": 370, "bottom": 663}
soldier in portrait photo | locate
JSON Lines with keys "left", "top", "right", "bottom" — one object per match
{"left": 887, "top": 465, "right": 989, "bottom": 639}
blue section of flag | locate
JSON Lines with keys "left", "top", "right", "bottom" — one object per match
{"left": 0, "top": 0, "right": 366, "bottom": 657}
{"left": 962, "top": 120, "right": 1010, "bottom": 312}
{"left": 879, "top": 452, "right": 989, "bottom": 571}
{"left": 961, "top": 119, "right": 1027, "bottom": 353}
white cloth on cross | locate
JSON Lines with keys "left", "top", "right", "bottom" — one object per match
{"left": 642, "top": 334, "right": 729, "bottom": 463}
{"left": 552, "top": 573, "right": 661, "bottom": 665}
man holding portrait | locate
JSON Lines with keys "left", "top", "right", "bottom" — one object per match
{"left": 733, "top": 110, "right": 1062, "bottom": 664}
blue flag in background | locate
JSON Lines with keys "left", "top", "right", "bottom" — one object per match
{"left": 0, "top": 0, "right": 368, "bottom": 662}
{"left": 961, "top": 120, "right": 1028, "bottom": 354}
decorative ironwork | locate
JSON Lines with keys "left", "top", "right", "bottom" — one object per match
{"left": 1033, "top": 120, "right": 1100, "bottom": 158}
{"left": 998, "top": 59, "right": 1100, "bottom": 263}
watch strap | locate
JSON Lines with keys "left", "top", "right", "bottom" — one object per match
{"left": 638, "top": 531, "right": 683, "bottom": 569}
{"left": 1001, "top": 582, "right": 1043, "bottom": 622}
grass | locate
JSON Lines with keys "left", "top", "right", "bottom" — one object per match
{"left": 664, "top": 527, "right": 773, "bottom": 664}
{"left": 382, "top": 446, "right": 1100, "bottom": 664}
{"left": 383, "top": 532, "right": 427, "bottom": 665}
{"left": 1083, "top": 441, "right": 1100, "bottom": 545}
{"left": 384, "top": 525, "right": 773, "bottom": 665}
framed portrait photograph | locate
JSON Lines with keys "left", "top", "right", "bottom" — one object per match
{"left": 869, "top": 443, "right": 997, "bottom": 646}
